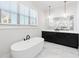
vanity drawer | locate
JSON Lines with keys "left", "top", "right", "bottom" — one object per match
{"left": 55, "top": 33, "right": 78, "bottom": 43}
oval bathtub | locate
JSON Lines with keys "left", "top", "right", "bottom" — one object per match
{"left": 11, "top": 37, "right": 44, "bottom": 58}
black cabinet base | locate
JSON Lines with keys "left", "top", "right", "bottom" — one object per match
{"left": 45, "top": 40, "right": 78, "bottom": 49}
{"left": 42, "top": 31, "right": 78, "bottom": 49}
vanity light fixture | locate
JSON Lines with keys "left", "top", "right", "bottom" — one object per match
{"left": 64, "top": 1, "right": 67, "bottom": 17}
{"left": 48, "top": 5, "right": 54, "bottom": 25}
{"left": 48, "top": 5, "right": 51, "bottom": 19}
{"left": 48, "top": 5, "right": 53, "bottom": 21}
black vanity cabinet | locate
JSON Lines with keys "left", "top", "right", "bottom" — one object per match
{"left": 42, "top": 31, "right": 78, "bottom": 49}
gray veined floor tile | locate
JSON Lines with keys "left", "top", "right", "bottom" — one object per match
{"left": 36, "top": 41, "right": 79, "bottom": 58}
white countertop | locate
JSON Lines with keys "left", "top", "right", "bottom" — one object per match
{"left": 42, "top": 30, "right": 79, "bottom": 34}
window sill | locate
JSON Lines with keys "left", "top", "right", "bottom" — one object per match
{"left": 0, "top": 23, "right": 38, "bottom": 26}
{"left": 0, "top": 24, "right": 40, "bottom": 30}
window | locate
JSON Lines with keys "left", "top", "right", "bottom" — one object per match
{"left": 19, "top": 4, "right": 25, "bottom": 15}
{"left": 25, "top": 7, "right": 29, "bottom": 16}
{"left": 20, "top": 15, "right": 25, "bottom": 25}
{"left": 0, "top": 2, "right": 38, "bottom": 26}
{"left": 10, "top": 2, "right": 17, "bottom": 13}
{"left": 1, "top": 10, "right": 10, "bottom": 24}
{"left": 10, "top": 13, "right": 17, "bottom": 24}
{"left": 0, "top": 2, "right": 17, "bottom": 24}
{"left": 25, "top": 16, "right": 29, "bottom": 25}
{"left": 20, "top": 15, "right": 29, "bottom": 25}
{"left": 30, "top": 17, "right": 36, "bottom": 25}
{"left": 0, "top": 2, "right": 10, "bottom": 11}
{"left": 30, "top": 9, "right": 38, "bottom": 25}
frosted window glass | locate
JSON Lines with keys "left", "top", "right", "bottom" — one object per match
{"left": 20, "top": 15, "right": 25, "bottom": 25}
{"left": 30, "top": 9, "right": 37, "bottom": 17}
{"left": 11, "top": 13, "right": 17, "bottom": 24}
{"left": 10, "top": 2, "right": 17, "bottom": 13}
{"left": 0, "top": 1, "right": 10, "bottom": 11}
{"left": 19, "top": 5, "right": 25, "bottom": 15}
{"left": 30, "top": 17, "right": 36, "bottom": 25}
{"left": 30, "top": 9, "right": 38, "bottom": 25}
{"left": 0, "top": 2, "right": 38, "bottom": 25}
{"left": 25, "top": 16, "right": 29, "bottom": 25}
{"left": 25, "top": 7, "right": 29, "bottom": 16}
{"left": 1, "top": 10, "right": 10, "bottom": 24}
{"left": 30, "top": 9, "right": 34, "bottom": 17}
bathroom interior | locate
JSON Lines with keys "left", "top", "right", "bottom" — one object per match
{"left": 0, "top": 0, "right": 79, "bottom": 58}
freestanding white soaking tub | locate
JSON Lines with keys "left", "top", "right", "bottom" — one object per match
{"left": 10, "top": 37, "right": 44, "bottom": 58}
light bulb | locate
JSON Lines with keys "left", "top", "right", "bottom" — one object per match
{"left": 48, "top": 15, "right": 51, "bottom": 19}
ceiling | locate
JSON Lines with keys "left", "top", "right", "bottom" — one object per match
{"left": 20, "top": 1, "right": 77, "bottom": 12}
{"left": 32, "top": 1, "right": 77, "bottom": 11}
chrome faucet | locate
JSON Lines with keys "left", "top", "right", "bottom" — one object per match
{"left": 26, "top": 35, "right": 30, "bottom": 40}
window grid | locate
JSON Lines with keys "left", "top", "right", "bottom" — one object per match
{"left": 0, "top": 2, "right": 38, "bottom": 26}
{"left": 0, "top": 9, "right": 1, "bottom": 23}
{"left": 17, "top": 4, "right": 20, "bottom": 24}
{"left": 28, "top": 8, "right": 30, "bottom": 25}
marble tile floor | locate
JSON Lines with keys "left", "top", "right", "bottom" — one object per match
{"left": 36, "top": 41, "right": 79, "bottom": 58}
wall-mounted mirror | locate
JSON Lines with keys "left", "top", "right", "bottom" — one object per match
{"left": 49, "top": 15, "right": 74, "bottom": 31}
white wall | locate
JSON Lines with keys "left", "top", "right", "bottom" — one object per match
{"left": 38, "top": 11, "right": 46, "bottom": 30}
{"left": 75, "top": 2, "right": 79, "bottom": 33}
